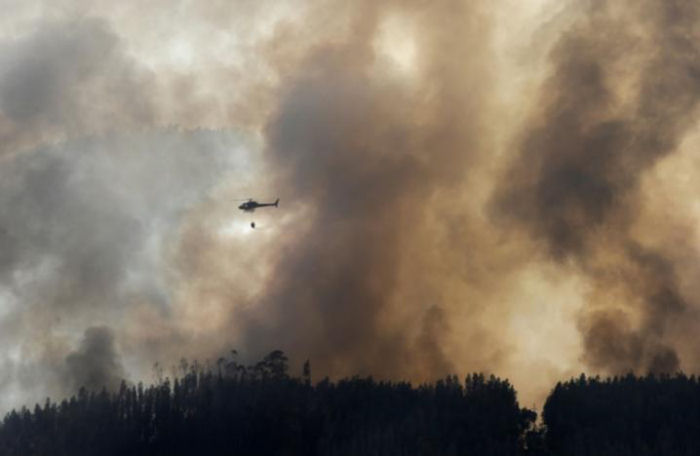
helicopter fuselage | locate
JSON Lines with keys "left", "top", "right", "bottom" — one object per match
{"left": 238, "top": 199, "right": 279, "bottom": 212}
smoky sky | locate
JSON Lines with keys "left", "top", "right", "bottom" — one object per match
{"left": 494, "top": 0, "right": 700, "bottom": 375}
{"left": 0, "top": 19, "right": 156, "bottom": 157}
{"left": 235, "top": 1, "right": 491, "bottom": 379}
{"left": 3, "top": 0, "right": 700, "bottom": 411}
{"left": 65, "top": 326, "right": 125, "bottom": 392}
{"left": 0, "top": 17, "right": 247, "bottom": 409}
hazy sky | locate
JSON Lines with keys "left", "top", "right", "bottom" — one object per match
{"left": 1, "top": 0, "right": 700, "bottom": 411}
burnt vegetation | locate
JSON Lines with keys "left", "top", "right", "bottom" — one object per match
{"left": 1, "top": 350, "right": 700, "bottom": 456}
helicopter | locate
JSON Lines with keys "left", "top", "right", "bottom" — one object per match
{"left": 238, "top": 198, "right": 280, "bottom": 212}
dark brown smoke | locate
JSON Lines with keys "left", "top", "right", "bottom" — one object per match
{"left": 494, "top": 0, "right": 700, "bottom": 375}
{"left": 228, "top": 0, "right": 496, "bottom": 380}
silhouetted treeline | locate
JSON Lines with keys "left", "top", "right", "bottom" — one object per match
{"left": 5, "top": 353, "right": 700, "bottom": 456}
{"left": 542, "top": 373, "right": 700, "bottom": 456}
{"left": 0, "top": 350, "right": 533, "bottom": 456}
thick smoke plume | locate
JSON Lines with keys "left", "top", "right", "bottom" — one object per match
{"left": 65, "top": 326, "right": 125, "bottom": 392}
{"left": 495, "top": 0, "right": 700, "bottom": 374}
{"left": 2, "top": 0, "right": 700, "bottom": 411}
{"left": 237, "top": 0, "right": 494, "bottom": 379}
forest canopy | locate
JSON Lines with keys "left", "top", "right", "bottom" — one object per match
{"left": 1, "top": 350, "right": 698, "bottom": 456}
